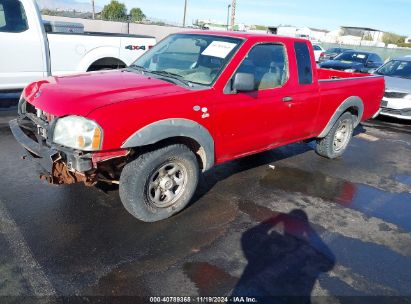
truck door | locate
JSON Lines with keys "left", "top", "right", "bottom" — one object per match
{"left": 0, "top": 0, "right": 47, "bottom": 90}
{"left": 214, "top": 43, "right": 295, "bottom": 162}
{"left": 286, "top": 41, "right": 321, "bottom": 140}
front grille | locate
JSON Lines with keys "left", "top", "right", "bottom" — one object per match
{"left": 21, "top": 99, "right": 57, "bottom": 140}
{"left": 384, "top": 91, "right": 408, "bottom": 99}
{"left": 26, "top": 101, "right": 36, "bottom": 115}
{"left": 23, "top": 99, "right": 56, "bottom": 123}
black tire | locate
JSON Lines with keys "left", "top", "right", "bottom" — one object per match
{"left": 315, "top": 112, "right": 354, "bottom": 159}
{"left": 119, "top": 144, "right": 199, "bottom": 222}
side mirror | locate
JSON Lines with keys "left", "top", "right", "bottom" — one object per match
{"left": 233, "top": 73, "right": 255, "bottom": 92}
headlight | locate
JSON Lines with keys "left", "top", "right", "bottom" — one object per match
{"left": 53, "top": 116, "right": 103, "bottom": 151}
{"left": 344, "top": 69, "right": 355, "bottom": 72}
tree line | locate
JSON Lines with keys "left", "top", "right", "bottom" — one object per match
{"left": 100, "top": 0, "right": 145, "bottom": 23}
{"left": 41, "top": 0, "right": 146, "bottom": 23}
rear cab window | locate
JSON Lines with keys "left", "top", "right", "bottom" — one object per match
{"left": 294, "top": 42, "right": 313, "bottom": 84}
{"left": 0, "top": 0, "right": 28, "bottom": 33}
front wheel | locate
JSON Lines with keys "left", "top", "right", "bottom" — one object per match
{"left": 315, "top": 112, "right": 354, "bottom": 159}
{"left": 119, "top": 144, "right": 199, "bottom": 222}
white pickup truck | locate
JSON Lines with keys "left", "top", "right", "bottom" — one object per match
{"left": 0, "top": 0, "right": 156, "bottom": 91}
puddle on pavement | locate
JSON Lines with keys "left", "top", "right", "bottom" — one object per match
{"left": 84, "top": 194, "right": 239, "bottom": 296}
{"left": 183, "top": 262, "right": 237, "bottom": 296}
{"left": 260, "top": 167, "right": 411, "bottom": 232}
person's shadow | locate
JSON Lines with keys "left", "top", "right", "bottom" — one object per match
{"left": 232, "top": 209, "right": 335, "bottom": 303}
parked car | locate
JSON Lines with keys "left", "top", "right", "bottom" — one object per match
{"left": 0, "top": 0, "right": 156, "bottom": 92}
{"left": 313, "top": 44, "right": 325, "bottom": 62}
{"left": 319, "top": 47, "right": 353, "bottom": 63}
{"left": 375, "top": 56, "right": 411, "bottom": 120}
{"left": 10, "top": 32, "right": 384, "bottom": 222}
{"left": 320, "top": 51, "right": 384, "bottom": 73}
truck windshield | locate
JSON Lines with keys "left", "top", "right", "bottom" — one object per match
{"left": 131, "top": 34, "right": 243, "bottom": 86}
{"left": 334, "top": 52, "right": 368, "bottom": 63}
{"left": 376, "top": 60, "right": 411, "bottom": 79}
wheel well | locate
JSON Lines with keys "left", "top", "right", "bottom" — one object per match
{"left": 87, "top": 57, "right": 126, "bottom": 72}
{"left": 345, "top": 106, "right": 360, "bottom": 125}
{"left": 132, "top": 137, "right": 207, "bottom": 171}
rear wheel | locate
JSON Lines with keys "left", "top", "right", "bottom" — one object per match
{"left": 315, "top": 112, "right": 354, "bottom": 159}
{"left": 119, "top": 144, "right": 199, "bottom": 222}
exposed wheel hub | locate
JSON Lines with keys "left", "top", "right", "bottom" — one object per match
{"left": 160, "top": 177, "right": 174, "bottom": 191}
{"left": 333, "top": 119, "right": 351, "bottom": 152}
{"left": 147, "top": 161, "right": 187, "bottom": 208}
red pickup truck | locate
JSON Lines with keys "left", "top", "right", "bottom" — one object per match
{"left": 10, "top": 31, "right": 384, "bottom": 222}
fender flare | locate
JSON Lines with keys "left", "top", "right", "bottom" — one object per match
{"left": 77, "top": 46, "right": 123, "bottom": 72}
{"left": 318, "top": 96, "right": 364, "bottom": 138}
{"left": 121, "top": 119, "right": 215, "bottom": 171}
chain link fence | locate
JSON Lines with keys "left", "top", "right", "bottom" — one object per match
{"left": 319, "top": 42, "right": 411, "bottom": 61}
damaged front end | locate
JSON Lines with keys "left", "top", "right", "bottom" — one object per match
{"left": 9, "top": 97, "right": 129, "bottom": 186}
{"left": 40, "top": 161, "right": 97, "bottom": 186}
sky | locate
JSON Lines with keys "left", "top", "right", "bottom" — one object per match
{"left": 93, "top": 0, "right": 410, "bottom": 36}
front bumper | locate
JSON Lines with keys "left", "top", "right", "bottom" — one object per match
{"left": 9, "top": 119, "right": 60, "bottom": 174}
{"left": 379, "top": 97, "right": 411, "bottom": 120}
{"left": 379, "top": 108, "right": 411, "bottom": 120}
{"left": 9, "top": 118, "right": 96, "bottom": 185}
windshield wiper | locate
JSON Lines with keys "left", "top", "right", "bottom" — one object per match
{"left": 129, "top": 65, "right": 148, "bottom": 73}
{"left": 149, "top": 70, "right": 193, "bottom": 87}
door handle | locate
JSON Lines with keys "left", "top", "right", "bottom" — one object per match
{"left": 282, "top": 96, "right": 293, "bottom": 102}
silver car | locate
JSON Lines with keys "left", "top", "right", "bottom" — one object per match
{"left": 376, "top": 56, "right": 411, "bottom": 120}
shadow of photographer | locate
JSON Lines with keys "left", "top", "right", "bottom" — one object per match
{"left": 232, "top": 209, "right": 335, "bottom": 303}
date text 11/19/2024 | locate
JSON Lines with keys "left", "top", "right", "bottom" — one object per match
{"left": 149, "top": 296, "right": 258, "bottom": 303}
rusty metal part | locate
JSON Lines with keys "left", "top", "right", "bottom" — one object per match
{"left": 40, "top": 161, "right": 97, "bottom": 186}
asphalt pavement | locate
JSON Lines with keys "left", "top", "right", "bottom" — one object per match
{"left": 0, "top": 107, "right": 411, "bottom": 303}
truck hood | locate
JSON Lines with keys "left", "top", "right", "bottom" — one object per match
{"left": 23, "top": 70, "right": 188, "bottom": 117}
{"left": 383, "top": 75, "right": 411, "bottom": 93}
{"left": 320, "top": 60, "right": 364, "bottom": 71}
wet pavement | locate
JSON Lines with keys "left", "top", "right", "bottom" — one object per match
{"left": 0, "top": 110, "right": 411, "bottom": 303}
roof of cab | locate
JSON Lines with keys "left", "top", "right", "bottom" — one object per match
{"left": 180, "top": 30, "right": 311, "bottom": 43}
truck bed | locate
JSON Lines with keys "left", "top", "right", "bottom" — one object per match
{"left": 317, "top": 68, "right": 372, "bottom": 80}
{"left": 315, "top": 68, "right": 385, "bottom": 136}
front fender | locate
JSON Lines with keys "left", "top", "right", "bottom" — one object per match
{"left": 121, "top": 119, "right": 215, "bottom": 171}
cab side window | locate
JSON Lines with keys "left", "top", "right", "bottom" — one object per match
{"left": 234, "top": 43, "right": 288, "bottom": 90}
{"left": 0, "top": 4, "right": 6, "bottom": 28}
{"left": 369, "top": 54, "right": 382, "bottom": 64}
{"left": 0, "top": 0, "right": 28, "bottom": 33}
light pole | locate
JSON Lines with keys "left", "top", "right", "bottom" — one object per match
{"left": 183, "top": 0, "right": 188, "bottom": 27}
{"left": 227, "top": 4, "right": 231, "bottom": 31}
{"left": 91, "top": 0, "right": 95, "bottom": 19}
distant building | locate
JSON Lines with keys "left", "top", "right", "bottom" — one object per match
{"left": 406, "top": 37, "right": 411, "bottom": 43}
{"left": 267, "top": 26, "right": 297, "bottom": 37}
{"left": 340, "top": 26, "right": 384, "bottom": 42}
{"left": 267, "top": 26, "right": 329, "bottom": 41}
{"left": 296, "top": 27, "right": 329, "bottom": 41}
